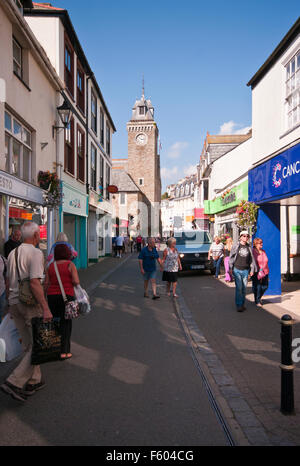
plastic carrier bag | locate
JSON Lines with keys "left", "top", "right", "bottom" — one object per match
{"left": 74, "top": 285, "right": 91, "bottom": 316}
{"left": 0, "top": 314, "right": 22, "bottom": 362}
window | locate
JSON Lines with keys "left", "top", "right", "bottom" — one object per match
{"left": 65, "top": 118, "right": 74, "bottom": 175}
{"left": 13, "top": 37, "right": 22, "bottom": 78}
{"left": 77, "top": 125, "right": 85, "bottom": 182}
{"left": 77, "top": 62, "right": 85, "bottom": 113}
{"left": 91, "top": 144, "right": 97, "bottom": 191}
{"left": 105, "top": 164, "right": 110, "bottom": 200}
{"left": 91, "top": 91, "right": 97, "bottom": 133}
{"left": 286, "top": 52, "right": 300, "bottom": 129}
{"left": 138, "top": 178, "right": 144, "bottom": 186}
{"left": 99, "top": 156, "right": 104, "bottom": 197}
{"left": 139, "top": 106, "right": 145, "bottom": 115}
{"left": 100, "top": 108, "right": 104, "bottom": 145}
{"left": 4, "top": 110, "right": 32, "bottom": 182}
{"left": 106, "top": 123, "right": 110, "bottom": 156}
{"left": 64, "top": 35, "right": 74, "bottom": 96}
{"left": 119, "top": 192, "right": 126, "bottom": 205}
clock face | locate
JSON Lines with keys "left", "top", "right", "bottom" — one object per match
{"left": 136, "top": 133, "right": 147, "bottom": 145}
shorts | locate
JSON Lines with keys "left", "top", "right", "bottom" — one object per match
{"left": 143, "top": 270, "right": 156, "bottom": 281}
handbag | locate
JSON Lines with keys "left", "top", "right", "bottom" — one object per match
{"left": 53, "top": 261, "right": 80, "bottom": 320}
{"left": 257, "top": 268, "right": 266, "bottom": 280}
{"left": 15, "top": 247, "right": 37, "bottom": 306}
{"left": 31, "top": 317, "right": 61, "bottom": 365}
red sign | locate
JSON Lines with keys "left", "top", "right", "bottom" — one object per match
{"left": 107, "top": 185, "right": 118, "bottom": 193}
{"left": 39, "top": 225, "right": 47, "bottom": 240}
{"left": 194, "top": 208, "right": 209, "bottom": 219}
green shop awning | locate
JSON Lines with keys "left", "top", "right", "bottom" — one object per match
{"left": 204, "top": 179, "right": 248, "bottom": 215}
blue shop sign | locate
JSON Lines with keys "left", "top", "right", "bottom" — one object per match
{"left": 249, "top": 142, "right": 300, "bottom": 203}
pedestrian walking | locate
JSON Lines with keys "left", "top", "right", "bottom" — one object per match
{"left": 162, "top": 237, "right": 182, "bottom": 298}
{"left": 136, "top": 234, "right": 142, "bottom": 252}
{"left": 44, "top": 244, "right": 80, "bottom": 360}
{"left": 1, "top": 222, "right": 52, "bottom": 402}
{"left": 0, "top": 254, "right": 8, "bottom": 323}
{"left": 116, "top": 235, "right": 125, "bottom": 258}
{"left": 138, "top": 237, "right": 163, "bottom": 299}
{"left": 252, "top": 237, "right": 269, "bottom": 307}
{"left": 46, "top": 232, "right": 77, "bottom": 267}
{"left": 208, "top": 236, "right": 224, "bottom": 278}
{"left": 224, "top": 237, "right": 233, "bottom": 282}
{"left": 229, "top": 231, "right": 257, "bottom": 312}
{"left": 4, "top": 229, "right": 22, "bottom": 259}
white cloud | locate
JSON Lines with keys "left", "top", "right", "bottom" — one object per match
{"left": 218, "top": 120, "right": 251, "bottom": 135}
{"left": 183, "top": 164, "right": 197, "bottom": 176}
{"left": 167, "top": 141, "right": 189, "bottom": 159}
{"left": 161, "top": 166, "right": 179, "bottom": 180}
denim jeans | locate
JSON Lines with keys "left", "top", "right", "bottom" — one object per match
{"left": 233, "top": 268, "right": 249, "bottom": 307}
{"left": 213, "top": 257, "right": 223, "bottom": 278}
{"left": 252, "top": 273, "right": 269, "bottom": 304}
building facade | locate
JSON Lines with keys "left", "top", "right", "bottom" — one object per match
{"left": 0, "top": 0, "right": 64, "bottom": 256}
{"left": 24, "top": 2, "right": 116, "bottom": 266}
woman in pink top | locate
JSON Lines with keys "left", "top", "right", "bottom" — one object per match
{"left": 252, "top": 238, "right": 269, "bottom": 306}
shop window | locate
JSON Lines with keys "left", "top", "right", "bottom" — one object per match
{"left": 4, "top": 110, "right": 32, "bottom": 183}
{"left": 77, "top": 125, "right": 85, "bottom": 182}
{"left": 286, "top": 52, "right": 300, "bottom": 130}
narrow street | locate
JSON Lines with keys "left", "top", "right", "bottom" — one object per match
{"left": 0, "top": 255, "right": 230, "bottom": 446}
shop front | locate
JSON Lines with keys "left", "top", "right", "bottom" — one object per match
{"left": 88, "top": 190, "right": 112, "bottom": 261}
{"left": 0, "top": 169, "right": 50, "bottom": 255}
{"left": 249, "top": 141, "right": 300, "bottom": 295}
{"left": 204, "top": 179, "right": 248, "bottom": 242}
{"left": 60, "top": 182, "right": 88, "bottom": 269}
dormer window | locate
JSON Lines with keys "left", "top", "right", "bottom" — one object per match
{"left": 139, "top": 106, "right": 146, "bottom": 115}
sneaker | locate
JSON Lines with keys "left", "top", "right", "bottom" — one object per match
{"left": 0, "top": 382, "right": 32, "bottom": 402}
{"left": 25, "top": 381, "right": 46, "bottom": 392}
{"left": 152, "top": 295, "right": 160, "bottom": 300}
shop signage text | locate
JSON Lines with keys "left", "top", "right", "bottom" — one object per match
{"left": 221, "top": 192, "right": 236, "bottom": 206}
{"left": 0, "top": 170, "right": 44, "bottom": 204}
{"left": 249, "top": 143, "right": 300, "bottom": 203}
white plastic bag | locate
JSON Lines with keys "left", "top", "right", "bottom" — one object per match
{"left": 0, "top": 314, "right": 22, "bottom": 362}
{"left": 74, "top": 285, "right": 91, "bottom": 316}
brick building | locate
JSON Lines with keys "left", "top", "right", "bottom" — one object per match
{"left": 112, "top": 91, "right": 161, "bottom": 237}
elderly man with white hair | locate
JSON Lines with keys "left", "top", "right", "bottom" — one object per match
{"left": 1, "top": 222, "right": 52, "bottom": 402}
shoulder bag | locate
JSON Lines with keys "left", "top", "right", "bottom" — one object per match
{"left": 53, "top": 261, "right": 80, "bottom": 320}
{"left": 15, "top": 247, "right": 37, "bottom": 306}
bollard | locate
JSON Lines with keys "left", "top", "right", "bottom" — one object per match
{"left": 280, "top": 314, "right": 295, "bottom": 415}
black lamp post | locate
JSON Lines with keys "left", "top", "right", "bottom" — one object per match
{"left": 53, "top": 98, "right": 72, "bottom": 137}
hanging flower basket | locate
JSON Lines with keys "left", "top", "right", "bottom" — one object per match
{"left": 236, "top": 200, "right": 259, "bottom": 233}
{"left": 38, "top": 171, "right": 62, "bottom": 208}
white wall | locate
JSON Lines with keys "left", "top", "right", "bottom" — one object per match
{"left": 251, "top": 33, "right": 300, "bottom": 165}
{"left": 209, "top": 138, "right": 252, "bottom": 197}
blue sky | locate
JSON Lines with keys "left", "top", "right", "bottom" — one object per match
{"left": 49, "top": 0, "right": 300, "bottom": 191}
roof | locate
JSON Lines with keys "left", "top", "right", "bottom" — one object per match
{"left": 111, "top": 170, "right": 140, "bottom": 192}
{"left": 24, "top": 3, "right": 116, "bottom": 132}
{"left": 131, "top": 92, "right": 154, "bottom": 121}
{"left": 201, "top": 131, "right": 251, "bottom": 156}
{"left": 247, "top": 17, "right": 300, "bottom": 89}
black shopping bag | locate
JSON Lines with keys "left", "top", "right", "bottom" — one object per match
{"left": 31, "top": 317, "right": 61, "bottom": 365}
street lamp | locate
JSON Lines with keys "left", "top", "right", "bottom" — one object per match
{"left": 53, "top": 98, "right": 73, "bottom": 137}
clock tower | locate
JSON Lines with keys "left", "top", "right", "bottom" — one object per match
{"left": 127, "top": 91, "right": 161, "bottom": 208}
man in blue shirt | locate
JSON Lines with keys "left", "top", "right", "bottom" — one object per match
{"left": 138, "top": 237, "right": 163, "bottom": 299}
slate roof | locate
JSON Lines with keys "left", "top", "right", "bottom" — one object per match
{"left": 111, "top": 169, "right": 140, "bottom": 193}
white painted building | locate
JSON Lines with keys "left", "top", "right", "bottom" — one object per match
{"left": 24, "top": 2, "right": 116, "bottom": 264}
{"left": 0, "top": 0, "right": 64, "bottom": 254}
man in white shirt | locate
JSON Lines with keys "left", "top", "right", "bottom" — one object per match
{"left": 116, "top": 235, "right": 125, "bottom": 258}
{"left": 1, "top": 222, "right": 52, "bottom": 402}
